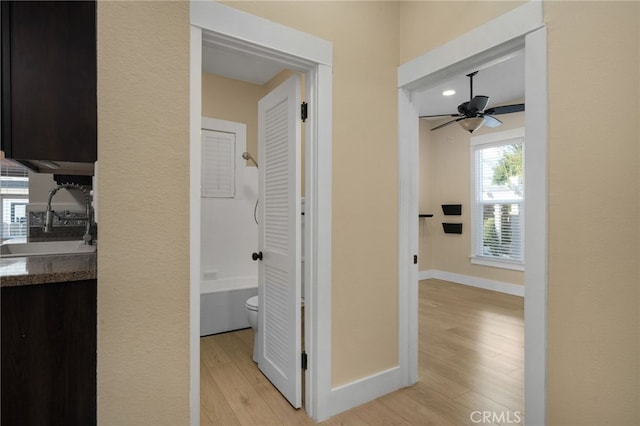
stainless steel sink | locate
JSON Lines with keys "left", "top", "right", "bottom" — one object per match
{"left": 0, "top": 240, "right": 96, "bottom": 258}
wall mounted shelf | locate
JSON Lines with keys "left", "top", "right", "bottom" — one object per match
{"left": 442, "top": 223, "right": 463, "bottom": 234}
{"left": 441, "top": 204, "right": 462, "bottom": 215}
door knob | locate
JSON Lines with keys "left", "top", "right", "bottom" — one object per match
{"left": 252, "top": 251, "right": 263, "bottom": 261}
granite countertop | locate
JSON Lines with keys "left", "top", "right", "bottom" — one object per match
{"left": 0, "top": 252, "right": 96, "bottom": 287}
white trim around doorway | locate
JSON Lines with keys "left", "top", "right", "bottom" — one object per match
{"left": 397, "top": 2, "right": 547, "bottom": 425}
{"left": 189, "top": 1, "right": 333, "bottom": 423}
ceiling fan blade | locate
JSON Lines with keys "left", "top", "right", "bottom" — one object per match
{"left": 430, "top": 117, "right": 464, "bottom": 131}
{"left": 457, "top": 101, "right": 470, "bottom": 116}
{"left": 419, "top": 113, "right": 461, "bottom": 119}
{"left": 482, "top": 114, "right": 502, "bottom": 128}
{"left": 484, "top": 103, "right": 525, "bottom": 115}
{"left": 468, "top": 95, "right": 489, "bottom": 112}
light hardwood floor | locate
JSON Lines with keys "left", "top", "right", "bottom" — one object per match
{"left": 201, "top": 279, "right": 524, "bottom": 425}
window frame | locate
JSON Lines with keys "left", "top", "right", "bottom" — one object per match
{"left": 0, "top": 160, "right": 30, "bottom": 241}
{"left": 470, "top": 127, "right": 525, "bottom": 271}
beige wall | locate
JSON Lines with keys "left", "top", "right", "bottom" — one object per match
{"left": 399, "top": 1, "right": 525, "bottom": 64}
{"left": 419, "top": 112, "right": 525, "bottom": 285}
{"left": 95, "top": 1, "right": 639, "bottom": 423}
{"left": 263, "top": 69, "right": 300, "bottom": 93}
{"left": 97, "top": 2, "right": 190, "bottom": 424}
{"left": 202, "top": 69, "right": 306, "bottom": 192}
{"left": 223, "top": 1, "right": 400, "bottom": 386}
{"left": 544, "top": 2, "right": 639, "bottom": 424}
{"left": 418, "top": 120, "right": 434, "bottom": 270}
{"left": 202, "top": 72, "right": 263, "bottom": 161}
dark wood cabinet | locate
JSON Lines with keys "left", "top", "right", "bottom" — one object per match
{"left": 1, "top": 1, "right": 97, "bottom": 164}
{"left": 1, "top": 280, "right": 97, "bottom": 426}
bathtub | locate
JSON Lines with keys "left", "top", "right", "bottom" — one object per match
{"left": 200, "top": 276, "right": 257, "bottom": 336}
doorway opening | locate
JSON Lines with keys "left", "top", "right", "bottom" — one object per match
{"left": 198, "top": 69, "right": 307, "bottom": 419}
{"left": 397, "top": 2, "right": 547, "bottom": 424}
{"left": 415, "top": 50, "right": 526, "bottom": 418}
{"left": 189, "top": 1, "right": 334, "bottom": 423}
{"left": 197, "top": 42, "right": 308, "bottom": 417}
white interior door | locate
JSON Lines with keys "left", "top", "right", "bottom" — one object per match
{"left": 257, "top": 75, "right": 302, "bottom": 408}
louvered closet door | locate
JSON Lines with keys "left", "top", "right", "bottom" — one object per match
{"left": 257, "top": 75, "right": 302, "bottom": 408}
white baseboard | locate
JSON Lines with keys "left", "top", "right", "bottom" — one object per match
{"left": 320, "top": 366, "right": 401, "bottom": 420}
{"left": 419, "top": 269, "right": 524, "bottom": 297}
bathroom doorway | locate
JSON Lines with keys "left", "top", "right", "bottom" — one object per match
{"left": 198, "top": 69, "right": 305, "bottom": 407}
{"left": 190, "top": 2, "right": 334, "bottom": 422}
{"left": 396, "top": 2, "right": 547, "bottom": 423}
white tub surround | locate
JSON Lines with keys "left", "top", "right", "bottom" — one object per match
{"left": 200, "top": 277, "right": 257, "bottom": 336}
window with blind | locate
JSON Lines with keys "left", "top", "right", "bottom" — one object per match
{"left": 201, "top": 129, "right": 236, "bottom": 198}
{"left": 470, "top": 128, "right": 524, "bottom": 270}
{"left": 0, "top": 159, "right": 30, "bottom": 241}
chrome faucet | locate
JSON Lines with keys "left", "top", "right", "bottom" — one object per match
{"left": 44, "top": 183, "right": 93, "bottom": 245}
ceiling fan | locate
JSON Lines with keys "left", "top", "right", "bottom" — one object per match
{"left": 420, "top": 71, "right": 525, "bottom": 133}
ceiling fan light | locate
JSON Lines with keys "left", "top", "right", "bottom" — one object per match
{"left": 459, "top": 117, "right": 485, "bottom": 133}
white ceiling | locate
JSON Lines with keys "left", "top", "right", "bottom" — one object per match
{"left": 415, "top": 51, "right": 525, "bottom": 118}
{"left": 201, "top": 43, "right": 524, "bottom": 114}
{"left": 202, "top": 43, "right": 286, "bottom": 85}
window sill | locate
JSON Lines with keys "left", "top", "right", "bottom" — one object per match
{"left": 470, "top": 256, "right": 525, "bottom": 271}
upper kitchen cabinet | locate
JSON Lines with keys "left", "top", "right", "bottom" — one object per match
{"left": 1, "top": 1, "right": 97, "bottom": 172}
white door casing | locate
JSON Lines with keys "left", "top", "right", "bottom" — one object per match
{"left": 190, "top": 1, "right": 334, "bottom": 421}
{"left": 397, "top": 2, "right": 547, "bottom": 424}
{"left": 257, "top": 75, "right": 302, "bottom": 408}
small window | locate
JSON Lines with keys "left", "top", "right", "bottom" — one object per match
{"left": 201, "top": 129, "right": 236, "bottom": 198}
{"left": 1, "top": 159, "right": 30, "bottom": 241}
{"left": 470, "top": 128, "right": 524, "bottom": 270}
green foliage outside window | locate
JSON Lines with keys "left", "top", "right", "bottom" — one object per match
{"left": 492, "top": 144, "right": 523, "bottom": 186}
{"left": 483, "top": 143, "right": 522, "bottom": 258}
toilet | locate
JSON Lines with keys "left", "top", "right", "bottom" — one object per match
{"left": 245, "top": 295, "right": 260, "bottom": 362}
{"left": 245, "top": 266, "right": 304, "bottom": 363}
{"left": 246, "top": 199, "right": 304, "bottom": 363}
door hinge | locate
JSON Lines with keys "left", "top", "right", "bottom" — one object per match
{"left": 301, "top": 102, "right": 308, "bottom": 122}
{"left": 301, "top": 352, "right": 308, "bottom": 370}
{"left": 413, "top": 254, "right": 418, "bottom": 265}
